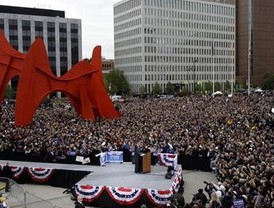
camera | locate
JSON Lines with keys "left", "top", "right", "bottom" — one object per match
{"left": 203, "top": 181, "right": 210, "bottom": 185}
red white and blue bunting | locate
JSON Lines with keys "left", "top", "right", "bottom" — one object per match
{"left": 27, "top": 167, "right": 54, "bottom": 182}
{"left": 11, "top": 166, "right": 25, "bottom": 179}
{"left": 170, "top": 175, "right": 181, "bottom": 193}
{"left": 146, "top": 189, "right": 172, "bottom": 206}
{"left": 158, "top": 153, "right": 178, "bottom": 168}
{"left": 106, "top": 186, "right": 143, "bottom": 205}
{"left": 75, "top": 185, "right": 105, "bottom": 202}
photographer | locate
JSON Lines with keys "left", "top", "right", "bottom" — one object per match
{"left": 204, "top": 181, "right": 215, "bottom": 199}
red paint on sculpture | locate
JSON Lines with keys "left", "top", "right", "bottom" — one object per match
{"left": 0, "top": 31, "right": 120, "bottom": 126}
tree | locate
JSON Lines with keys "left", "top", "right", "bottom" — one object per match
{"left": 104, "top": 69, "right": 130, "bottom": 95}
{"left": 140, "top": 85, "right": 147, "bottom": 95}
{"left": 262, "top": 73, "right": 274, "bottom": 90}
{"left": 204, "top": 81, "right": 212, "bottom": 94}
{"left": 166, "top": 82, "right": 175, "bottom": 94}
{"left": 152, "top": 82, "right": 162, "bottom": 95}
{"left": 214, "top": 82, "right": 221, "bottom": 91}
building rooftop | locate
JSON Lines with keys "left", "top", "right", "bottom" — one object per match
{"left": 0, "top": 5, "right": 65, "bottom": 18}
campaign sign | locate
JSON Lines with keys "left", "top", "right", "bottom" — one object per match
{"left": 107, "top": 151, "right": 123, "bottom": 163}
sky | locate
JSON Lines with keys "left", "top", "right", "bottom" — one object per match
{"left": 1, "top": 0, "right": 121, "bottom": 59}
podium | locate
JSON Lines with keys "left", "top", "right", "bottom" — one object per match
{"left": 141, "top": 152, "right": 151, "bottom": 173}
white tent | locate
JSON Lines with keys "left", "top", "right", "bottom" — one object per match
{"left": 254, "top": 88, "right": 263, "bottom": 93}
{"left": 212, "top": 91, "right": 223, "bottom": 96}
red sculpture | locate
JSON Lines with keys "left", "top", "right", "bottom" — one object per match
{"left": 0, "top": 31, "right": 120, "bottom": 126}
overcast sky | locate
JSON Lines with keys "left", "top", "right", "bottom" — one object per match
{"left": 1, "top": 0, "right": 121, "bottom": 59}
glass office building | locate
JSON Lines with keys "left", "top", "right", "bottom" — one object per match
{"left": 114, "top": 0, "right": 235, "bottom": 93}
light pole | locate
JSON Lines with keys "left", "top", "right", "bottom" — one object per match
{"left": 193, "top": 59, "right": 198, "bottom": 93}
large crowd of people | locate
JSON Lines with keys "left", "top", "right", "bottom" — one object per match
{"left": 0, "top": 92, "right": 274, "bottom": 207}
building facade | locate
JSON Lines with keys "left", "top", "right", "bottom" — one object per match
{"left": 0, "top": 5, "right": 82, "bottom": 82}
{"left": 102, "top": 58, "right": 115, "bottom": 72}
{"left": 114, "top": 0, "right": 236, "bottom": 94}
{"left": 236, "top": 0, "right": 274, "bottom": 87}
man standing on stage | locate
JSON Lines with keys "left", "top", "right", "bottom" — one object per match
{"left": 134, "top": 141, "right": 143, "bottom": 173}
{"left": 2, "top": 162, "right": 13, "bottom": 192}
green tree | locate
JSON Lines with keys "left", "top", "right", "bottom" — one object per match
{"left": 204, "top": 81, "right": 212, "bottom": 94}
{"left": 152, "top": 82, "right": 162, "bottom": 95}
{"left": 214, "top": 82, "right": 221, "bottom": 91}
{"left": 4, "top": 85, "right": 16, "bottom": 99}
{"left": 166, "top": 82, "right": 175, "bottom": 94}
{"left": 262, "top": 73, "right": 274, "bottom": 90}
{"left": 105, "top": 69, "right": 130, "bottom": 95}
{"left": 140, "top": 85, "right": 147, "bottom": 95}
{"left": 225, "top": 80, "right": 231, "bottom": 92}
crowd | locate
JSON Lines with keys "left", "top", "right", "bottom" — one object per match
{"left": 0, "top": 92, "right": 274, "bottom": 207}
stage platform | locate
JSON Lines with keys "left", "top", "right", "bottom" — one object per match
{"left": 78, "top": 162, "right": 171, "bottom": 190}
{"left": 0, "top": 160, "right": 183, "bottom": 207}
{"left": 75, "top": 162, "right": 183, "bottom": 208}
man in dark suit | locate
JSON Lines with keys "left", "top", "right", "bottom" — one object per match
{"left": 134, "top": 141, "right": 143, "bottom": 173}
{"left": 2, "top": 162, "right": 14, "bottom": 192}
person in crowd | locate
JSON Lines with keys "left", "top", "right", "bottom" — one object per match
{"left": 74, "top": 196, "right": 85, "bottom": 208}
{"left": 192, "top": 189, "right": 208, "bottom": 207}
{"left": 2, "top": 162, "right": 13, "bottom": 192}
{"left": 0, "top": 193, "right": 9, "bottom": 208}
{"left": 169, "top": 186, "right": 185, "bottom": 208}
{"left": 208, "top": 192, "right": 221, "bottom": 208}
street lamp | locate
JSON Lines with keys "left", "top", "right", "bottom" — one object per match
{"left": 193, "top": 59, "right": 198, "bottom": 93}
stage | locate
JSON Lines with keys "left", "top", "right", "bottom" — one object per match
{"left": 75, "top": 162, "right": 183, "bottom": 208}
{"left": 0, "top": 160, "right": 183, "bottom": 208}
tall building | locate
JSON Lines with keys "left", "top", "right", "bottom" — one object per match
{"left": 0, "top": 5, "right": 82, "bottom": 83}
{"left": 114, "top": 0, "right": 236, "bottom": 93}
{"left": 236, "top": 0, "right": 274, "bottom": 87}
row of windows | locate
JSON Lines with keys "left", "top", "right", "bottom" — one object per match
{"left": 115, "top": 56, "right": 142, "bottom": 65}
{"left": 143, "top": 73, "right": 233, "bottom": 82}
{"left": 144, "top": 36, "right": 234, "bottom": 49}
{"left": 114, "top": 0, "right": 141, "bottom": 14}
{"left": 144, "top": 9, "right": 234, "bottom": 25}
{"left": 115, "top": 28, "right": 141, "bottom": 40}
{"left": 127, "top": 74, "right": 142, "bottom": 82}
{"left": 115, "top": 37, "right": 141, "bottom": 48}
{"left": 115, "top": 46, "right": 142, "bottom": 56}
{"left": 145, "top": 45, "right": 234, "bottom": 57}
{"left": 144, "top": 32, "right": 234, "bottom": 44}
{"left": 144, "top": 56, "right": 234, "bottom": 64}
{"left": 120, "top": 65, "right": 142, "bottom": 73}
{"left": 114, "top": 9, "right": 141, "bottom": 24}
{"left": 144, "top": 0, "right": 235, "bottom": 16}
{"left": 115, "top": 18, "right": 141, "bottom": 32}
{"left": 144, "top": 18, "right": 234, "bottom": 32}
{"left": 145, "top": 64, "right": 234, "bottom": 73}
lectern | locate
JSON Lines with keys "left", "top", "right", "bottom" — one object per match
{"left": 141, "top": 152, "right": 151, "bottom": 173}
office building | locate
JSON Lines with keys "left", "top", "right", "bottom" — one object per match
{"left": 114, "top": 0, "right": 236, "bottom": 93}
{"left": 0, "top": 5, "right": 82, "bottom": 83}
{"left": 236, "top": 0, "right": 274, "bottom": 87}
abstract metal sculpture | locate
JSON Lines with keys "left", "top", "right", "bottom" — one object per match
{"left": 0, "top": 32, "right": 120, "bottom": 126}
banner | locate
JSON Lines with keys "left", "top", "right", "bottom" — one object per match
{"left": 158, "top": 153, "right": 178, "bottom": 169}
{"left": 106, "top": 151, "right": 123, "bottom": 163}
